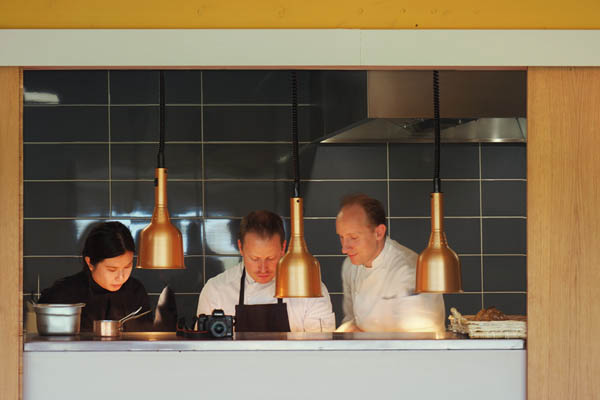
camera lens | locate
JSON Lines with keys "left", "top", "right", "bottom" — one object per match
{"left": 209, "top": 321, "right": 227, "bottom": 338}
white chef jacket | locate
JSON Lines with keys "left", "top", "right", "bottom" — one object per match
{"left": 197, "top": 262, "right": 336, "bottom": 332}
{"left": 341, "top": 237, "right": 446, "bottom": 332}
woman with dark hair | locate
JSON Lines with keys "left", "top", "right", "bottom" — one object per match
{"left": 38, "top": 221, "right": 152, "bottom": 332}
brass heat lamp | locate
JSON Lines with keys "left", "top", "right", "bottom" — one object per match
{"left": 275, "top": 71, "right": 322, "bottom": 298}
{"left": 415, "top": 71, "right": 462, "bottom": 293}
{"left": 137, "top": 71, "right": 185, "bottom": 270}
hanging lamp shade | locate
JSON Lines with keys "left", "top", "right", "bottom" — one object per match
{"left": 275, "top": 71, "right": 322, "bottom": 298}
{"left": 415, "top": 71, "right": 462, "bottom": 293}
{"left": 137, "top": 71, "right": 185, "bottom": 270}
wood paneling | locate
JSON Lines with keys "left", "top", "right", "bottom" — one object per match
{"left": 528, "top": 68, "right": 600, "bottom": 399}
{"left": 0, "top": 67, "right": 23, "bottom": 400}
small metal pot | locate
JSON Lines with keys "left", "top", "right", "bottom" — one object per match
{"left": 93, "top": 308, "right": 151, "bottom": 337}
{"left": 34, "top": 303, "right": 86, "bottom": 336}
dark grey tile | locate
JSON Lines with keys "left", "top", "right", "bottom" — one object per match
{"left": 484, "top": 293, "right": 526, "bottom": 315}
{"left": 390, "top": 181, "right": 479, "bottom": 217}
{"left": 25, "top": 182, "right": 109, "bottom": 218}
{"left": 482, "top": 181, "right": 526, "bottom": 216}
{"left": 111, "top": 143, "right": 202, "bottom": 179}
{"left": 330, "top": 293, "right": 344, "bottom": 327}
{"left": 204, "top": 144, "right": 291, "bottom": 179}
{"left": 24, "top": 70, "right": 108, "bottom": 105}
{"left": 317, "top": 256, "right": 344, "bottom": 293}
{"left": 165, "top": 107, "right": 202, "bottom": 141}
{"left": 204, "top": 219, "right": 241, "bottom": 255}
{"left": 443, "top": 293, "right": 482, "bottom": 320}
{"left": 24, "top": 144, "right": 108, "bottom": 180}
{"left": 203, "top": 70, "right": 312, "bottom": 104}
{"left": 111, "top": 181, "right": 202, "bottom": 218}
{"left": 24, "top": 257, "right": 83, "bottom": 294}
{"left": 390, "top": 143, "right": 479, "bottom": 179}
{"left": 24, "top": 106, "right": 108, "bottom": 142}
{"left": 110, "top": 106, "right": 158, "bottom": 142}
{"left": 110, "top": 70, "right": 159, "bottom": 104}
{"left": 205, "top": 256, "right": 242, "bottom": 281}
{"left": 300, "top": 144, "right": 387, "bottom": 179}
{"left": 24, "top": 219, "right": 101, "bottom": 256}
{"left": 205, "top": 181, "right": 289, "bottom": 218}
{"left": 483, "top": 218, "right": 526, "bottom": 254}
{"left": 459, "top": 256, "right": 482, "bottom": 293}
{"left": 481, "top": 143, "right": 526, "bottom": 179}
{"left": 302, "top": 181, "right": 387, "bottom": 218}
{"left": 132, "top": 257, "right": 203, "bottom": 293}
{"left": 483, "top": 256, "right": 527, "bottom": 292}
{"left": 164, "top": 71, "right": 202, "bottom": 104}
{"left": 390, "top": 217, "right": 480, "bottom": 255}
{"left": 304, "top": 219, "right": 340, "bottom": 256}
{"left": 203, "top": 105, "right": 319, "bottom": 142}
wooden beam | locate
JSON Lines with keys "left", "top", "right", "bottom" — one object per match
{"left": 0, "top": 67, "right": 23, "bottom": 400}
{"left": 528, "top": 67, "right": 600, "bottom": 399}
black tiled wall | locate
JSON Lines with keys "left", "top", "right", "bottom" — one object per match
{"left": 23, "top": 70, "right": 527, "bottom": 327}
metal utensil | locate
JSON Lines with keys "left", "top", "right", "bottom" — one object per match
{"left": 33, "top": 303, "right": 86, "bottom": 336}
{"left": 119, "top": 306, "right": 142, "bottom": 323}
{"left": 93, "top": 308, "right": 151, "bottom": 337}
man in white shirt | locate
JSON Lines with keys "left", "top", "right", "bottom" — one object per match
{"left": 197, "top": 210, "right": 335, "bottom": 332}
{"left": 336, "top": 194, "right": 445, "bottom": 332}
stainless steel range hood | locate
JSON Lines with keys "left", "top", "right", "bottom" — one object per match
{"left": 318, "top": 70, "right": 527, "bottom": 143}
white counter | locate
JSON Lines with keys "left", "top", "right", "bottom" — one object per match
{"left": 24, "top": 332, "right": 526, "bottom": 400}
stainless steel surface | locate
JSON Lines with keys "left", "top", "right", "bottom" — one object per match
{"left": 33, "top": 303, "right": 85, "bottom": 336}
{"left": 94, "top": 309, "right": 152, "bottom": 337}
{"left": 320, "top": 70, "right": 527, "bottom": 143}
{"left": 24, "top": 331, "right": 525, "bottom": 352}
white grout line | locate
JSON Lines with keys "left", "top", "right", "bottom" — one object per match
{"left": 107, "top": 70, "right": 112, "bottom": 218}
{"left": 478, "top": 143, "right": 485, "bottom": 310}
{"left": 24, "top": 103, "right": 317, "bottom": 107}
{"left": 386, "top": 142, "right": 391, "bottom": 235}
{"left": 200, "top": 70, "right": 207, "bottom": 287}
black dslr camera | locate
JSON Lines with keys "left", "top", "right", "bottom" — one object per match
{"left": 196, "top": 309, "right": 234, "bottom": 338}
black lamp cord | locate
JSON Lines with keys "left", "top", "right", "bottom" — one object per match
{"left": 433, "top": 70, "right": 441, "bottom": 193}
{"left": 291, "top": 71, "right": 301, "bottom": 198}
{"left": 157, "top": 71, "right": 166, "bottom": 169}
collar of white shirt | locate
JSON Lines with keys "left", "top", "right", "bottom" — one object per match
{"left": 369, "top": 237, "right": 392, "bottom": 270}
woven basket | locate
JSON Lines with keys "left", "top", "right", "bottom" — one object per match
{"left": 448, "top": 307, "right": 527, "bottom": 339}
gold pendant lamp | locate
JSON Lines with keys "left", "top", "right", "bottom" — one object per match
{"left": 136, "top": 71, "right": 185, "bottom": 270}
{"left": 275, "top": 71, "right": 322, "bottom": 298}
{"left": 415, "top": 71, "right": 462, "bottom": 293}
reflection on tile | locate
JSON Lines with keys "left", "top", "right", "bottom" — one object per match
{"left": 484, "top": 293, "right": 526, "bottom": 315}
{"left": 203, "top": 70, "right": 312, "bottom": 104}
{"left": 24, "top": 257, "right": 83, "bottom": 293}
{"left": 24, "top": 219, "right": 102, "bottom": 256}
{"left": 482, "top": 181, "right": 526, "bottom": 216}
{"left": 25, "top": 182, "right": 109, "bottom": 218}
{"left": 204, "top": 144, "right": 291, "bottom": 179}
{"left": 330, "top": 293, "right": 344, "bottom": 327}
{"left": 460, "top": 256, "right": 482, "bottom": 292}
{"left": 483, "top": 256, "right": 527, "bottom": 292}
{"left": 317, "top": 256, "right": 344, "bottom": 293}
{"left": 110, "top": 106, "right": 158, "bottom": 142}
{"left": 390, "top": 181, "right": 479, "bottom": 217}
{"left": 483, "top": 219, "right": 526, "bottom": 254}
{"left": 110, "top": 70, "right": 158, "bottom": 104}
{"left": 112, "top": 181, "right": 203, "bottom": 218}
{"left": 301, "top": 144, "right": 387, "bottom": 179}
{"left": 164, "top": 71, "right": 203, "bottom": 104}
{"left": 204, "top": 219, "right": 240, "bottom": 255}
{"left": 481, "top": 144, "right": 526, "bottom": 179}
{"left": 24, "top": 144, "right": 108, "bottom": 180}
{"left": 203, "top": 105, "right": 318, "bottom": 142}
{"left": 205, "top": 256, "right": 241, "bottom": 281}
{"left": 205, "top": 181, "right": 289, "bottom": 218}
{"left": 111, "top": 143, "right": 202, "bottom": 179}
{"left": 132, "top": 257, "right": 203, "bottom": 293}
{"left": 24, "top": 70, "right": 108, "bottom": 105}
{"left": 302, "top": 181, "right": 387, "bottom": 217}
{"left": 443, "top": 293, "right": 482, "bottom": 319}
{"left": 390, "top": 218, "right": 480, "bottom": 255}
{"left": 304, "top": 219, "right": 340, "bottom": 256}
{"left": 24, "top": 106, "right": 108, "bottom": 142}
{"left": 390, "top": 143, "right": 479, "bottom": 179}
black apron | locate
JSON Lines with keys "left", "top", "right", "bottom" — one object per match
{"left": 234, "top": 268, "right": 291, "bottom": 332}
